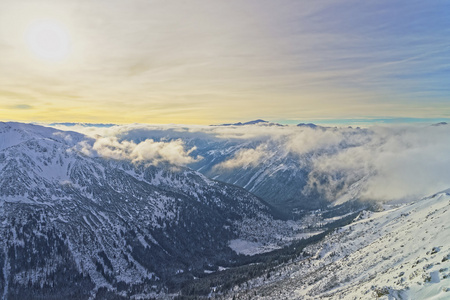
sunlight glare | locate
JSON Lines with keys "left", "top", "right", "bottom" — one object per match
{"left": 26, "top": 20, "right": 70, "bottom": 62}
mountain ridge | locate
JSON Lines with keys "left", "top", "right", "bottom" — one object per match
{"left": 0, "top": 122, "right": 314, "bottom": 299}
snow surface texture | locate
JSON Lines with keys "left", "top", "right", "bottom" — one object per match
{"left": 229, "top": 192, "right": 450, "bottom": 299}
{"left": 0, "top": 122, "right": 320, "bottom": 298}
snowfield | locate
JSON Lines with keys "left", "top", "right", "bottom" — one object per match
{"left": 230, "top": 191, "right": 450, "bottom": 299}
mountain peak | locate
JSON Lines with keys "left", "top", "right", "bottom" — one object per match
{"left": 242, "top": 119, "right": 267, "bottom": 125}
{"left": 297, "top": 122, "right": 319, "bottom": 128}
{"left": 0, "top": 121, "right": 87, "bottom": 151}
{"left": 214, "top": 119, "right": 283, "bottom": 126}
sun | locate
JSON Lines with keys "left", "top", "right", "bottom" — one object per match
{"left": 26, "top": 20, "right": 71, "bottom": 62}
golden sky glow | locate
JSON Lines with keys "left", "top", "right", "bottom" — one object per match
{"left": 1, "top": 1, "right": 450, "bottom": 124}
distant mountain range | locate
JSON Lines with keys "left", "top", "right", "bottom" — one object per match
{"left": 213, "top": 119, "right": 325, "bottom": 128}
{"left": 49, "top": 122, "right": 116, "bottom": 128}
{"left": 213, "top": 119, "right": 283, "bottom": 126}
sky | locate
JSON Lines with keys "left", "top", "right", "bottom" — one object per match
{"left": 1, "top": 0, "right": 450, "bottom": 125}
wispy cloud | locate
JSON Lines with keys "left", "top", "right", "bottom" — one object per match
{"left": 10, "top": 104, "right": 33, "bottom": 110}
{"left": 214, "top": 145, "right": 270, "bottom": 170}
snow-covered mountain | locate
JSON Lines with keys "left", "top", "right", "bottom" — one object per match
{"left": 228, "top": 190, "right": 450, "bottom": 299}
{"left": 190, "top": 140, "right": 324, "bottom": 211}
{"left": 2, "top": 121, "right": 448, "bottom": 299}
{"left": 87, "top": 123, "right": 372, "bottom": 211}
{"left": 50, "top": 121, "right": 450, "bottom": 213}
{"left": 0, "top": 122, "right": 310, "bottom": 299}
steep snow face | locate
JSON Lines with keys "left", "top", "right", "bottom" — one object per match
{"left": 231, "top": 191, "right": 450, "bottom": 299}
{"left": 0, "top": 122, "right": 306, "bottom": 298}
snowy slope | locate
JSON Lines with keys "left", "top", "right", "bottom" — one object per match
{"left": 229, "top": 191, "right": 450, "bottom": 299}
{"left": 0, "top": 122, "right": 309, "bottom": 299}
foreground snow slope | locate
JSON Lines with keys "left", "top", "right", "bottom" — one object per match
{"left": 231, "top": 191, "right": 450, "bottom": 299}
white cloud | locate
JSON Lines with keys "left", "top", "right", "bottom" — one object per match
{"left": 58, "top": 122, "right": 450, "bottom": 203}
{"left": 75, "top": 135, "right": 198, "bottom": 166}
{"left": 215, "top": 145, "right": 270, "bottom": 170}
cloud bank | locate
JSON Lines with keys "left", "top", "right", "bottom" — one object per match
{"left": 57, "top": 122, "right": 450, "bottom": 203}
{"left": 299, "top": 125, "right": 450, "bottom": 202}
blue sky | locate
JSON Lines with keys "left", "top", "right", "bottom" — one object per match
{"left": 0, "top": 0, "right": 449, "bottom": 124}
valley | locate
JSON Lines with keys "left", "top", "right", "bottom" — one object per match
{"left": 0, "top": 121, "right": 448, "bottom": 299}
